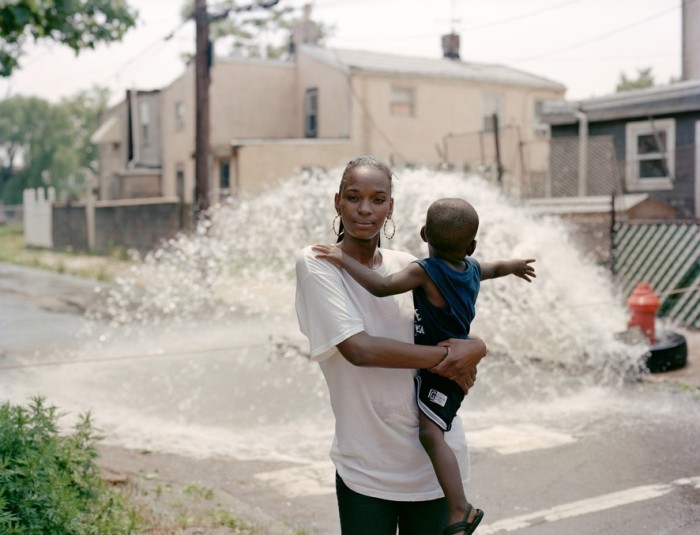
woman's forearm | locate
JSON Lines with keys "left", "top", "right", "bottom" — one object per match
{"left": 336, "top": 331, "right": 446, "bottom": 369}
{"left": 336, "top": 332, "right": 487, "bottom": 373}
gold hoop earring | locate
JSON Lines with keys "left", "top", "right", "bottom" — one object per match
{"left": 332, "top": 214, "right": 341, "bottom": 237}
{"left": 383, "top": 217, "right": 396, "bottom": 240}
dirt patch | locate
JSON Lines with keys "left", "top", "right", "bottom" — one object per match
{"left": 97, "top": 445, "right": 335, "bottom": 535}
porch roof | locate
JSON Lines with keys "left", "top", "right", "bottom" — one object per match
{"left": 542, "top": 79, "right": 700, "bottom": 125}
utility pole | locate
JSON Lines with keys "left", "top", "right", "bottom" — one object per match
{"left": 492, "top": 113, "right": 503, "bottom": 184}
{"left": 194, "top": 0, "right": 210, "bottom": 220}
{"left": 192, "top": 0, "right": 281, "bottom": 223}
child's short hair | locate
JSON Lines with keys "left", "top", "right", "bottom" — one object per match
{"left": 424, "top": 198, "right": 479, "bottom": 252}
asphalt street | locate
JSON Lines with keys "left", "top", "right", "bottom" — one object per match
{"left": 1, "top": 261, "right": 699, "bottom": 535}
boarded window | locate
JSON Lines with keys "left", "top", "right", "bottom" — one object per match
{"left": 390, "top": 87, "right": 415, "bottom": 117}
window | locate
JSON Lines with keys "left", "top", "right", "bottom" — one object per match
{"left": 175, "top": 101, "right": 186, "bottom": 131}
{"left": 390, "top": 87, "right": 415, "bottom": 117}
{"left": 176, "top": 166, "right": 185, "bottom": 200}
{"left": 533, "top": 99, "right": 550, "bottom": 137}
{"left": 304, "top": 88, "right": 318, "bottom": 138}
{"left": 140, "top": 101, "right": 150, "bottom": 141}
{"left": 625, "top": 118, "right": 675, "bottom": 191}
{"left": 482, "top": 94, "right": 504, "bottom": 132}
{"left": 220, "top": 160, "right": 230, "bottom": 189}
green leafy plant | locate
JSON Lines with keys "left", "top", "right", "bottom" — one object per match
{"left": 0, "top": 396, "right": 140, "bottom": 534}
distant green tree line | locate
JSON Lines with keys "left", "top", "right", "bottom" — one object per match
{"left": 0, "top": 86, "right": 110, "bottom": 204}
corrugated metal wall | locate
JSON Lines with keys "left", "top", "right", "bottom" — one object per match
{"left": 613, "top": 221, "right": 700, "bottom": 329}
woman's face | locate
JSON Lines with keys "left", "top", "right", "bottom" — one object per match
{"left": 335, "top": 165, "right": 393, "bottom": 241}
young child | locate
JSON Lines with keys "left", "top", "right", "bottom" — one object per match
{"left": 313, "top": 197, "right": 535, "bottom": 535}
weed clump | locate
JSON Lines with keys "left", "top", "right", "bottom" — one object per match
{"left": 0, "top": 396, "right": 139, "bottom": 534}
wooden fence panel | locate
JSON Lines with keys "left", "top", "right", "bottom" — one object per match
{"left": 613, "top": 221, "right": 699, "bottom": 329}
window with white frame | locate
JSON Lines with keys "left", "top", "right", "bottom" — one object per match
{"left": 175, "top": 101, "right": 186, "bottom": 131}
{"left": 390, "top": 86, "right": 415, "bottom": 117}
{"left": 482, "top": 94, "right": 504, "bottom": 132}
{"left": 625, "top": 118, "right": 675, "bottom": 191}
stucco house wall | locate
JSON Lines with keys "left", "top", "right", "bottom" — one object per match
{"left": 296, "top": 51, "right": 352, "bottom": 139}
{"left": 161, "top": 67, "right": 195, "bottom": 202}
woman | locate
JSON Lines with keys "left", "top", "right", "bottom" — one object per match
{"left": 295, "top": 156, "right": 486, "bottom": 535}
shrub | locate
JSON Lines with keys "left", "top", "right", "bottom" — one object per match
{"left": 0, "top": 397, "right": 139, "bottom": 534}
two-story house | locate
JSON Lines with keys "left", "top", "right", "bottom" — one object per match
{"left": 92, "top": 39, "right": 565, "bottom": 205}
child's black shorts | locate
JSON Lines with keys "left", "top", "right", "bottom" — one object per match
{"left": 414, "top": 369, "right": 466, "bottom": 431}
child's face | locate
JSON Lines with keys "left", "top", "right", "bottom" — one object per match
{"left": 335, "top": 166, "right": 393, "bottom": 241}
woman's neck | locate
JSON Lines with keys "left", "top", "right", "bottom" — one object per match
{"left": 340, "top": 237, "right": 381, "bottom": 269}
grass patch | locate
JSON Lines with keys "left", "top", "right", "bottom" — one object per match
{"left": 0, "top": 223, "right": 129, "bottom": 281}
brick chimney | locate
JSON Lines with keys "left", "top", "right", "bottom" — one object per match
{"left": 682, "top": 0, "right": 700, "bottom": 79}
{"left": 442, "top": 32, "right": 460, "bottom": 60}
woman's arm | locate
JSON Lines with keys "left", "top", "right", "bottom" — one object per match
{"left": 431, "top": 337, "right": 486, "bottom": 380}
{"left": 313, "top": 244, "right": 426, "bottom": 297}
{"left": 337, "top": 332, "right": 487, "bottom": 375}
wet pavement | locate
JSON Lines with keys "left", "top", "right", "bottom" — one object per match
{"left": 643, "top": 328, "right": 700, "bottom": 390}
{"left": 2, "top": 261, "right": 700, "bottom": 535}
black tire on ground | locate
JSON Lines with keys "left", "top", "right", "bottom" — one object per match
{"left": 645, "top": 331, "right": 688, "bottom": 373}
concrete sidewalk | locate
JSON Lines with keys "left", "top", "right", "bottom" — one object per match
{"left": 643, "top": 328, "right": 700, "bottom": 390}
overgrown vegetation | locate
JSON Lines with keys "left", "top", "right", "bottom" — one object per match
{"left": 125, "top": 480, "right": 269, "bottom": 533}
{"left": 0, "top": 397, "right": 140, "bottom": 534}
{"left": 0, "top": 223, "right": 128, "bottom": 280}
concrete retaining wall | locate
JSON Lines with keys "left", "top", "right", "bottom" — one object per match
{"left": 52, "top": 197, "right": 182, "bottom": 254}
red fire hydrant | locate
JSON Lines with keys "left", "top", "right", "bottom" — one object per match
{"left": 627, "top": 282, "right": 660, "bottom": 344}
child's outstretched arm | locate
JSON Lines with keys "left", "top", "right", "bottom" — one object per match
{"left": 312, "top": 244, "right": 427, "bottom": 297}
{"left": 480, "top": 258, "right": 536, "bottom": 282}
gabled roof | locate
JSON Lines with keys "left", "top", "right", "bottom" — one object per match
{"left": 542, "top": 79, "right": 700, "bottom": 125}
{"left": 301, "top": 45, "right": 565, "bottom": 91}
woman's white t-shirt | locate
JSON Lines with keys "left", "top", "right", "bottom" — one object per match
{"left": 295, "top": 245, "right": 470, "bottom": 501}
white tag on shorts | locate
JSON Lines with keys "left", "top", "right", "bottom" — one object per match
{"left": 428, "top": 389, "right": 448, "bottom": 407}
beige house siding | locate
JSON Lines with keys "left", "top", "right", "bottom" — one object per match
{"left": 95, "top": 90, "right": 164, "bottom": 200}
{"left": 161, "top": 67, "right": 195, "bottom": 202}
{"left": 232, "top": 140, "right": 356, "bottom": 194}
{"left": 296, "top": 51, "right": 351, "bottom": 138}
{"left": 95, "top": 45, "right": 566, "bottom": 206}
{"left": 210, "top": 59, "right": 298, "bottom": 141}
{"left": 95, "top": 102, "right": 127, "bottom": 200}
{"left": 133, "top": 91, "right": 162, "bottom": 168}
{"left": 347, "top": 73, "right": 564, "bottom": 190}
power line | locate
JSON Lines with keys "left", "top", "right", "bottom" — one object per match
{"left": 512, "top": 3, "right": 683, "bottom": 64}
{"left": 464, "top": 0, "right": 584, "bottom": 31}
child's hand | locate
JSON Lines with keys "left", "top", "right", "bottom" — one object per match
{"left": 512, "top": 259, "right": 536, "bottom": 282}
{"left": 312, "top": 244, "right": 344, "bottom": 268}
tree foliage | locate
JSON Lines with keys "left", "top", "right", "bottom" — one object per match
{"left": 616, "top": 67, "right": 655, "bottom": 92}
{"left": 0, "top": 86, "right": 110, "bottom": 204}
{"left": 0, "top": 0, "right": 138, "bottom": 77}
{"left": 181, "top": 0, "right": 333, "bottom": 60}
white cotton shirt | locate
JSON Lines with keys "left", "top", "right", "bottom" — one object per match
{"left": 295, "top": 245, "right": 470, "bottom": 501}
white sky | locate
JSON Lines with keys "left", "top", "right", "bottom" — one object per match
{"left": 0, "top": 0, "right": 685, "bottom": 105}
